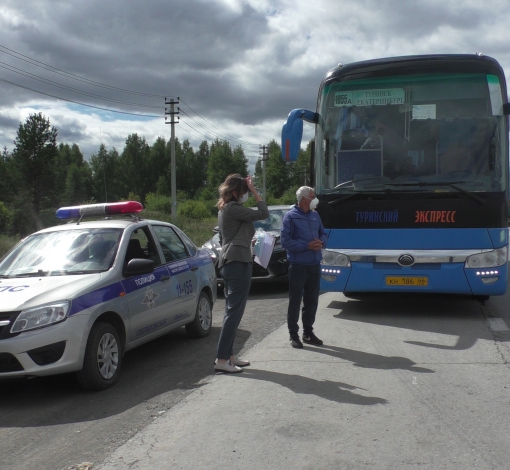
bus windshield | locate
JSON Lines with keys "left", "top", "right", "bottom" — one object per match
{"left": 316, "top": 73, "right": 507, "bottom": 194}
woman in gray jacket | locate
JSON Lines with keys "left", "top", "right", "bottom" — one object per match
{"left": 214, "top": 174, "right": 269, "bottom": 373}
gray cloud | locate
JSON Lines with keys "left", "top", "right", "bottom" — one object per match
{"left": 0, "top": 0, "right": 508, "bottom": 162}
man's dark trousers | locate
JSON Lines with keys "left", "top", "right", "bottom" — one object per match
{"left": 287, "top": 263, "right": 321, "bottom": 335}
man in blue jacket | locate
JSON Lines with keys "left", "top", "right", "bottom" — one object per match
{"left": 281, "top": 186, "right": 328, "bottom": 348}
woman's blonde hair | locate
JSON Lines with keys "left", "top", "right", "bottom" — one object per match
{"left": 217, "top": 173, "right": 248, "bottom": 210}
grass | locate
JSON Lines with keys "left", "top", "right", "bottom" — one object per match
{"left": 0, "top": 213, "right": 218, "bottom": 258}
{"left": 0, "top": 235, "right": 20, "bottom": 258}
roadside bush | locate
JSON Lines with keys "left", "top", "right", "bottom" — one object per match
{"left": 0, "top": 201, "right": 12, "bottom": 234}
{"left": 126, "top": 192, "right": 141, "bottom": 202}
{"left": 145, "top": 192, "right": 172, "bottom": 213}
{"left": 178, "top": 200, "right": 209, "bottom": 220}
{"left": 0, "top": 234, "right": 19, "bottom": 258}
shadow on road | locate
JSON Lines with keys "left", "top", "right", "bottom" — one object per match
{"left": 0, "top": 326, "right": 249, "bottom": 427}
{"left": 306, "top": 343, "right": 435, "bottom": 373}
{"left": 237, "top": 368, "right": 388, "bottom": 406}
{"left": 0, "top": 280, "right": 290, "bottom": 428}
{"left": 327, "top": 292, "right": 494, "bottom": 351}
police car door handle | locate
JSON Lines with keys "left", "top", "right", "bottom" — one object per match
{"left": 160, "top": 275, "right": 170, "bottom": 282}
{"left": 191, "top": 266, "right": 198, "bottom": 271}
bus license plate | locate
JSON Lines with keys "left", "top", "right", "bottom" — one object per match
{"left": 386, "top": 276, "right": 428, "bottom": 287}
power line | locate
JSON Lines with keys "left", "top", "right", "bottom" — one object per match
{"left": 0, "top": 61, "right": 162, "bottom": 110}
{"left": 0, "top": 44, "right": 172, "bottom": 98}
{"left": 180, "top": 110, "right": 255, "bottom": 146}
{"left": 180, "top": 98, "right": 258, "bottom": 147}
{"left": 0, "top": 77, "right": 162, "bottom": 118}
{"left": 0, "top": 44, "right": 263, "bottom": 149}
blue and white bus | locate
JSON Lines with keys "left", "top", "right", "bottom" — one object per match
{"left": 282, "top": 54, "right": 509, "bottom": 298}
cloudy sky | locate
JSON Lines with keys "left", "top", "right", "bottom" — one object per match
{"left": 0, "top": 0, "right": 509, "bottom": 172}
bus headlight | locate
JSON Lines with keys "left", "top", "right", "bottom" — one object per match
{"left": 465, "top": 246, "right": 507, "bottom": 268}
{"left": 321, "top": 249, "right": 351, "bottom": 267}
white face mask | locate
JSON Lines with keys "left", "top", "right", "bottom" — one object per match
{"left": 309, "top": 197, "right": 319, "bottom": 210}
{"left": 239, "top": 192, "right": 249, "bottom": 203}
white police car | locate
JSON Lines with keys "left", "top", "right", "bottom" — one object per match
{"left": 0, "top": 202, "right": 216, "bottom": 390}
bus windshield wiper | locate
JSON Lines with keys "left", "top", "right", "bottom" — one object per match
{"left": 385, "top": 181, "right": 485, "bottom": 204}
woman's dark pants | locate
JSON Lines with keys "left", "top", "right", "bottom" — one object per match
{"left": 216, "top": 261, "right": 252, "bottom": 360}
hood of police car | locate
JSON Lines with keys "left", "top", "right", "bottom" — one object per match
{"left": 0, "top": 273, "right": 102, "bottom": 311}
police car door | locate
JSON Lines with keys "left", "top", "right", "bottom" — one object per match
{"left": 151, "top": 225, "right": 199, "bottom": 325}
{"left": 121, "top": 226, "right": 173, "bottom": 344}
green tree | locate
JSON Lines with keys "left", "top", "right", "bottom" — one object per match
{"left": 149, "top": 137, "right": 169, "bottom": 194}
{"left": 119, "top": 134, "right": 151, "bottom": 201}
{"left": 264, "top": 140, "right": 288, "bottom": 198}
{"left": 0, "top": 201, "right": 12, "bottom": 233}
{"left": 11, "top": 113, "right": 58, "bottom": 214}
{"left": 0, "top": 147, "right": 16, "bottom": 205}
{"left": 56, "top": 143, "right": 92, "bottom": 206}
{"left": 89, "top": 144, "right": 122, "bottom": 202}
{"left": 290, "top": 139, "right": 313, "bottom": 188}
{"left": 207, "top": 139, "right": 248, "bottom": 189}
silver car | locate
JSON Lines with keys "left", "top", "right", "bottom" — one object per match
{"left": 0, "top": 202, "right": 216, "bottom": 390}
{"left": 202, "top": 205, "right": 291, "bottom": 284}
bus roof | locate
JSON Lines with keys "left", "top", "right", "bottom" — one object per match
{"left": 325, "top": 54, "right": 505, "bottom": 85}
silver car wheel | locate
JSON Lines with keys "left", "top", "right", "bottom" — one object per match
{"left": 198, "top": 296, "right": 212, "bottom": 331}
{"left": 97, "top": 332, "right": 119, "bottom": 380}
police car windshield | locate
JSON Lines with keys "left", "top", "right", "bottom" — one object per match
{"left": 0, "top": 228, "right": 123, "bottom": 277}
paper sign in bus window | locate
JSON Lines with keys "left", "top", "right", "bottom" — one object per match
{"left": 412, "top": 104, "right": 436, "bottom": 120}
{"left": 334, "top": 89, "right": 405, "bottom": 107}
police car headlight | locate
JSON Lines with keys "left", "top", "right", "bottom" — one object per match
{"left": 465, "top": 246, "right": 507, "bottom": 269}
{"left": 11, "top": 301, "right": 70, "bottom": 333}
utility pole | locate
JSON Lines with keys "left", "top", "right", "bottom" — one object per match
{"left": 259, "top": 144, "right": 268, "bottom": 199}
{"left": 165, "top": 97, "right": 180, "bottom": 221}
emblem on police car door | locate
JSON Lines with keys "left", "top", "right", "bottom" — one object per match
{"left": 142, "top": 288, "right": 159, "bottom": 309}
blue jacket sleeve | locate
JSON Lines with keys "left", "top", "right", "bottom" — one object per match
{"left": 281, "top": 213, "right": 309, "bottom": 253}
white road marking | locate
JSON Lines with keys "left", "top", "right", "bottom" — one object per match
{"left": 487, "top": 318, "right": 509, "bottom": 332}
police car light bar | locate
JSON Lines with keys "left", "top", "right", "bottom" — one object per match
{"left": 56, "top": 201, "right": 144, "bottom": 219}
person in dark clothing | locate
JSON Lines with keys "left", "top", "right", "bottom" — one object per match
{"left": 281, "top": 186, "right": 328, "bottom": 349}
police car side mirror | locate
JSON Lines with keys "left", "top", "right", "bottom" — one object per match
{"left": 123, "top": 258, "right": 155, "bottom": 277}
{"left": 213, "top": 226, "right": 219, "bottom": 233}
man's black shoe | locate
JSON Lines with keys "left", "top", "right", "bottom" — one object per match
{"left": 290, "top": 334, "right": 303, "bottom": 349}
{"left": 303, "top": 332, "right": 323, "bottom": 346}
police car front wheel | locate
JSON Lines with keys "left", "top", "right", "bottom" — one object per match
{"left": 185, "top": 292, "right": 212, "bottom": 338}
{"left": 76, "top": 322, "right": 122, "bottom": 391}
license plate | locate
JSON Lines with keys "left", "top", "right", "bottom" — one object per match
{"left": 386, "top": 276, "right": 428, "bottom": 286}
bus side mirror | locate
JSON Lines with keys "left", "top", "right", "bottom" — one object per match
{"left": 281, "top": 109, "right": 318, "bottom": 162}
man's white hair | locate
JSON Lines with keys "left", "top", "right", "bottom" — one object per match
{"left": 296, "top": 186, "right": 314, "bottom": 203}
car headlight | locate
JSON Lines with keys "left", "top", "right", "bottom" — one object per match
{"left": 465, "top": 246, "right": 507, "bottom": 268}
{"left": 321, "top": 249, "right": 351, "bottom": 267}
{"left": 11, "top": 301, "right": 70, "bottom": 333}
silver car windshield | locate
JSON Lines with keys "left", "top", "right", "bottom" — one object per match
{"left": 0, "top": 228, "right": 123, "bottom": 277}
{"left": 253, "top": 209, "right": 290, "bottom": 232}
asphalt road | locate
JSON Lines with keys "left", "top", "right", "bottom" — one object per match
{"left": 2, "top": 275, "right": 510, "bottom": 470}
{"left": 0, "top": 280, "right": 290, "bottom": 470}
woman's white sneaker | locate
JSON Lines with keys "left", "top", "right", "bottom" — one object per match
{"left": 214, "top": 360, "right": 243, "bottom": 373}
{"left": 231, "top": 357, "right": 250, "bottom": 367}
